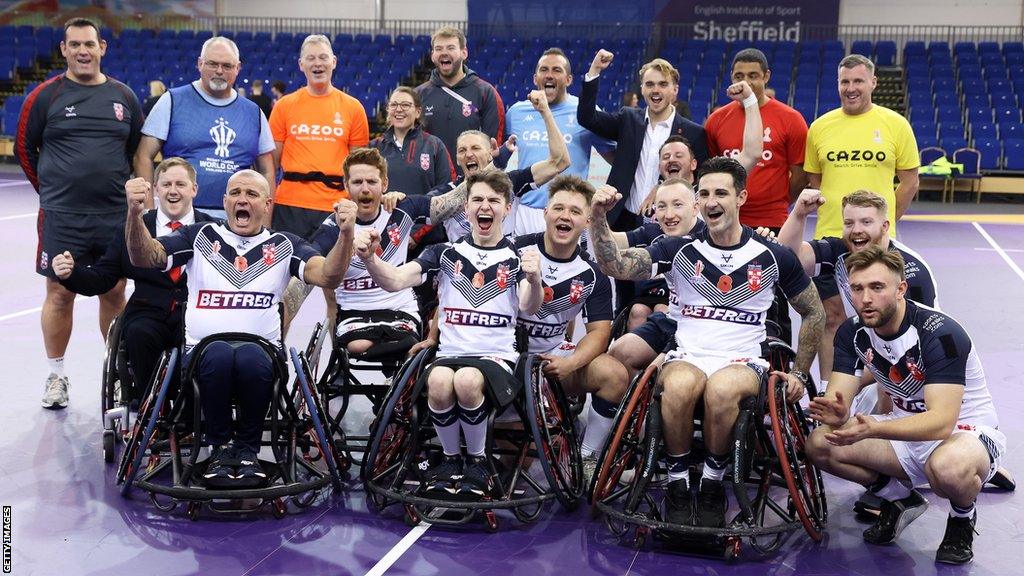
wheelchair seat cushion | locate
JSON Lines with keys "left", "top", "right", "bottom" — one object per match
{"left": 336, "top": 309, "right": 421, "bottom": 361}
{"left": 426, "top": 356, "right": 523, "bottom": 408}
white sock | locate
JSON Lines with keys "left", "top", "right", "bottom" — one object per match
{"left": 459, "top": 399, "right": 489, "bottom": 457}
{"left": 581, "top": 399, "right": 616, "bottom": 457}
{"left": 873, "top": 476, "right": 912, "bottom": 501}
{"left": 47, "top": 357, "right": 65, "bottom": 378}
{"left": 429, "top": 404, "right": 462, "bottom": 457}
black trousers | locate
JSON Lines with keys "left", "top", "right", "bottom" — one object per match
{"left": 121, "top": 312, "right": 180, "bottom": 402}
{"left": 194, "top": 341, "right": 276, "bottom": 451}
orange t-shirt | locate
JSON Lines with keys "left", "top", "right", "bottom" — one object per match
{"left": 704, "top": 98, "right": 808, "bottom": 228}
{"left": 269, "top": 86, "right": 369, "bottom": 211}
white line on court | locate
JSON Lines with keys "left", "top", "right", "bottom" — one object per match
{"left": 0, "top": 181, "right": 29, "bottom": 189}
{"left": 364, "top": 521, "right": 431, "bottom": 576}
{"left": 0, "top": 212, "right": 35, "bottom": 222}
{"left": 974, "top": 247, "right": 1024, "bottom": 253}
{"left": 973, "top": 222, "right": 1024, "bottom": 283}
{"left": 0, "top": 295, "right": 86, "bottom": 322}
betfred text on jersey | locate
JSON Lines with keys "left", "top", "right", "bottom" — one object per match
{"left": 197, "top": 290, "right": 275, "bottom": 309}
{"left": 517, "top": 319, "right": 567, "bottom": 339}
{"left": 680, "top": 304, "right": 761, "bottom": 324}
{"left": 444, "top": 308, "right": 511, "bottom": 327}
{"left": 342, "top": 277, "right": 379, "bottom": 291}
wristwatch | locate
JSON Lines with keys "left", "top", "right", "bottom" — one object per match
{"left": 790, "top": 370, "right": 811, "bottom": 387}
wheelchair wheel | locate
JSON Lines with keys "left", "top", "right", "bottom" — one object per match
{"left": 290, "top": 348, "right": 344, "bottom": 491}
{"left": 361, "top": 348, "right": 431, "bottom": 490}
{"left": 523, "top": 357, "right": 583, "bottom": 510}
{"left": 590, "top": 363, "right": 658, "bottom": 505}
{"left": 118, "top": 349, "right": 178, "bottom": 497}
{"left": 767, "top": 374, "right": 827, "bottom": 541}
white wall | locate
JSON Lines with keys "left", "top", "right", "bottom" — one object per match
{"left": 217, "top": 0, "right": 465, "bottom": 22}
{"left": 839, "top": 0, "right": 1023, "bottom": 26}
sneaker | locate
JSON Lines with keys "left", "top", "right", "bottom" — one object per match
{"left": 459, "top": 456, "right": 494, "bottom": 497}
{"left": 41, "top": 374, "right": 69, "bottom": 410}
{"left": 235, "top": 447, "right": 266, "bottom": 481}
{"left": 582, "top": 454, "right": 598, "bottom": 490}
{"left": 854, "top": 490, "right": 883, "bottom": 518}
{"left": 664, "top": 479, "right": 694, "bottom": 526}
{"left": 988, "top": 467, "right": 1016, "bottom": 491}
{"left": 863, "top": 490, "right": 929, "bottom": 544}
{"left": 421, "top": 455, "right": 463, "bottom": 495}
{"left": 695, "top": 479, "right": 728, "bottom": 528}
{"left": 936, "top": 512, "right": 977, "bottom": 564}
{"left": 203, "top": 444, "right": 236, "bottom": 481}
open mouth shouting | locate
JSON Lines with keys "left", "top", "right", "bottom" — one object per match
{"left": 438, "top": 55, "right": 455, "bottom": 74}
{"left": 543, "top": 80, "right": 557, "bottom": 98}
{"left": 476, "top": 213, "right": 494, "bottom": 232}
{"left": 705, "top": 207, "right": 725, "bottom": 224}
{"left": 553, "top": 221, "right": 574, "bottom": 238}
{"left": 234, "top": 207, "right": 252, "bottom": 226}
{"left": 664, "top": 161, "right": 683, "bottom": 177}
{"left": 648, "top": 93, "right": 665, "bottom": 108}
{"left": 464, "top": 158, "right": 481, "bottom": 174}
{"left": 848, "top": 235, "right": 871, "bottom": 250}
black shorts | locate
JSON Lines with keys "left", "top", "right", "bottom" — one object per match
{"left": 630, "top": 292, "right": 670, "bottom": 309}
{"left": 631, "top": 311, "right": 677, "bottom": 353}
{"left": 335, "top": 308, "right": 421, "bottom": 361}
{"left": 36, "top": 208, "right": 125, "bottom": 279}
{"left": 813, "top": 272, "right": 840, "bottom": 300}
{"left": 272, "top": 204, "right": 333, "bottom": 240}
{"left": 426, "top": 356, "right": 522, "bottom": 408}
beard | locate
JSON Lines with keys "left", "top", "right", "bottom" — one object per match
{"left": 208, "top": 78, "right": 230, "bottom": 92}
{"left": 860, "top": 300, "right": 899, "bottom": 328}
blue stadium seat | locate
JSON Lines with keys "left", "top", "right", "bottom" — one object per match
{"left": 971, "top": 121, "right": 997, "bottom": 140}
{"left": 978, "top": 42, "right": 1000, "bottom": 55}
{"left": 1000, "top": 121, "right": 1024, "bottom": 140}
{"left": 875, "top": 41, "right": 896, "bottom": 66}
{"left": 995, "top": 106, "right": 1022, "bottom": 122}
{"left": 940, "top": 136, "right": 967, "bottom": 152}
{"left": 937, "top": 106, "right": 962, "bottom": 124}
{"left": 1003, "top": 139, "right": 1024, "bottom": 170}
{"left": 933, "top": 91, "right": 958, "bottom": 106}
{"left": 911, "top": 120, "right": 938, "bottom": 138}
{"left": 972, "top": 138, "right": 1002, "bottom": 170}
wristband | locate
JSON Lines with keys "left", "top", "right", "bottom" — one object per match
{"left": 742, "top": 93, "right": 758, "bottom": 109}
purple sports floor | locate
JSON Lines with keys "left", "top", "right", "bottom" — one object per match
{"left": 0, "top": 175, "right": 1021, "bottom": 576}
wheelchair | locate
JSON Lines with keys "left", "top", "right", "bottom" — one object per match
{"left": 360, "top": 345, "right": 584, "bottom": 532}
{"left": 101, "top": 314, "right": 132, "bottom": 463}
{"left": 309, "top": 308, "right": 422, "bottom": 462}
{"left": 588, "top": 335, "right": 827, "bottom": 560}
{"left": 115, "top": 332, "right": 344, "bottom": 519}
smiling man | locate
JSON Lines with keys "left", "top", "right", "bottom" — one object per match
{"left": 578, "top": 50, "right": 708, "bottom": 232}
{"left": 134, "top": 36, "right": 277, "bottom": 220}
{"left": 416, "top": 26, "right": 505, "bottom": 168}
{"left": 269, "top": 34, "right": 370, "bottom": 240}
{"left": 17, "top": 17, "right": 144, "bottom": 410}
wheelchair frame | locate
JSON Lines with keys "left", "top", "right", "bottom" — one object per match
{"left": 115, "top": 333, "right": 343, "bottom": 519}
{"left": 589, "top": 338, "right": 828, "bottom": 560}
{"left": 360, "top": 347, "right": 584, "bottom": 532}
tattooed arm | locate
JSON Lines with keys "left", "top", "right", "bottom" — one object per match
{"left": 281, "top": 276, "right": 316, "bottom": 332}
{"left": 787, "top": 282, "right": 825, "bottom": 374}
{"left": 124, "top": 178, "right": 167, "bottom": 268}
{"left": 429, "top": 177, "right": 469, "bottom": 222}
{"left": 589, "top": 187, "right": 652, "bottom": 280}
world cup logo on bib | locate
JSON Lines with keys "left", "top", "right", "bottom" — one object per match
{"left": 496, "top": 264, "right": 509, "bottom": 289}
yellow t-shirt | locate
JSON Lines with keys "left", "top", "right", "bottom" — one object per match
{"left": 804, "top": 105, "right": 919, "bottom": 238}
{"left": 269, "top": 87, "right": 369, "bottom": 211}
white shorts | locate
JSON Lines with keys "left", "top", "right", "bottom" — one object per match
{"left": 514, "top": 203, "right": 546, "bottom": 238}
{"left": 663, "top": 349, "right": 769, "bottom": 380}
{"left": 851, "top": 383, "right": 880, "bottom": 415}
{"left": 539, "top": 340, "right": 576, "bottom": 358}
{"left": 874, "top": 413, "right": 1007, "bottom": 487}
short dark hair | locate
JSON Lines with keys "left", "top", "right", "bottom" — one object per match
{"left": 538, "top": 47, "right": 571, "bottom": 75}
{"left": 272, "top": 80, "right": 286, "bottom": 93}
{"left": 431, "top": 26, "right": 466, "bottom": 50}
{"left": 63, "top": 17, "right": 100, "bottom": 41}
{"left": 732, "top": 48, "right": 769, "bottom": 73}
{"left": 845, "top": 245, "right": 906, "bottom": 281}
{"left": 697, "top": 156, "right": 747, "bottom": 192}
{"left": 466, "top": 170, "right": 513, "bottom": 203}
{"left": 547, "top": 174, "right": 595, "bottom": 205}
{"left": 343, "top": 147, "right": 388, "bottom": 181}
{"left": 659, "top": 135, "right": 693, "bottom": 156}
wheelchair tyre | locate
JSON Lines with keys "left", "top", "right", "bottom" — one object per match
{"left": 290, "top": 348, "right": 344, "bottom": 491}
{"left": 361, "top": 348, "right": 431, "bottom": 487}
{"left": 590, "top": 364, "right": 658, "bottom": 504}
{"left": 103, "top": 430, "right": 115, "bottom": 464}
{"left": 119, "top": 349, "right": 178, "bottom": 497}
{"left": 100, "top": 314, "right": 126, "bottom": 423}
{"left": 767, "top": 375, "right": 827, "bottom": 542}
{"left": 524, "top": 358, "right": 583, "bottom": 510}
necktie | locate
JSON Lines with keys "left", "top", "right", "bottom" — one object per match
{"left": 167, "top": 221, "right": 184, "bottom": 283}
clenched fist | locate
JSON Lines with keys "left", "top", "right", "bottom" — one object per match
{"left": 793, "top": 189, "right": 825, "bottom": 217}
{"left": 589, "top": 49, "right": 614, "bottom": 77}
{"left": 125, "top": 177, "right": 151, "bottom": 216}
{"left": 51, "top": 250, "right": 75, "bottom": 280}
{"left": 520, "top": 249, "right": 541, "bottom": 281}
{"left": 354, "top": 228, "right": 381, "bottom": 260}
{"left": 528, "top": 90, "right": 550, "bottom": 112}
{"left": 590, "top": 184, "right": 621, "bottom": 220}
{"left": 334, "top": 199, "right": 357, "bottom": 232}
{"left": 726, "top": 80, "right": 754, "bottom": 102}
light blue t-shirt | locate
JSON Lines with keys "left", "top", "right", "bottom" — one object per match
{"left": 506, "top": 94, "right": 615, "bottom": 208}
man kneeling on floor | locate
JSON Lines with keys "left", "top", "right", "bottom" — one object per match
{"left": 807, "top": 246, "right": 1006, "bottom": 565}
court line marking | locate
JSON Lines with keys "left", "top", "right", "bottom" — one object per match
{"left": 0, "top": 295, "right": 86, "bottom": 322}
{"left": 974, "top": 247, "right": 1024, "bottom": 253}
{"left": 973, "top": 222, "right": 1024, "bottom": 283}
{"left": 0, "top": 212, "right": 35, "bottom": 221}
{"left": 0, "top": 181, "right": 29, "bottom": 189}
{"left": 364, "top": 521, "right": 432, "bottom": 576}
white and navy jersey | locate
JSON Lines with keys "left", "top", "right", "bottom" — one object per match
{"left": 414, "top": 236, "right": 525, "bottom": 362}
{"left": 514, "top": 233, "right": 613, "bottom": 354}
{"left": 159, "top": 222, "right": 319, "bottom": 348}
{"left": 626, "top": 219, "right": 707, "bottom": 299}
{"left": 833, "top": 300, "right": 997, "bottom": 427}
{"left": 813, "top": 237, "right": 939, "bottom": 313}
{"left": 310, "top": 196, "right": 431, "bottom": 319}
{"left": 646, "top": 226, "right": 810, "bottom": 358}
{"left": 431, "top": 167, "right": 536, "bottom": 241}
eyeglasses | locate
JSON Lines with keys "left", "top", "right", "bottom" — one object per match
{"left": 387, "top": 102, "right": 415, "bottom": 111}
{"left": 202, "top": 60, "right": 237, "bottom": 72}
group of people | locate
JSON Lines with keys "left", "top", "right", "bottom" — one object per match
{"left": 17, "top": 18, "right": 1006, "bottom": 565}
